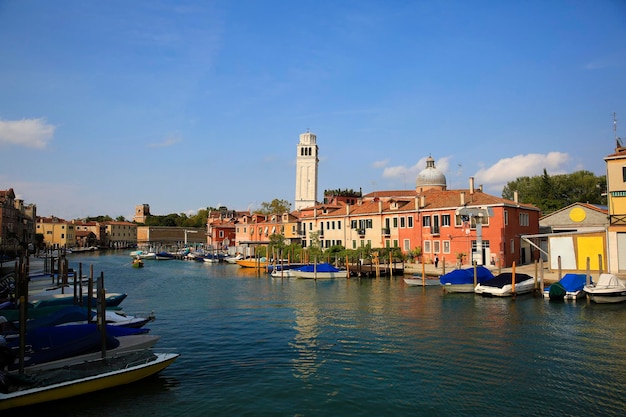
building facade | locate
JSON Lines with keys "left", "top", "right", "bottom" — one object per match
{"left": 37, "top": 216, "right": 74, "bottom": 249}
{"left": 604, "top": 142, "right": 626, "bottom": 273}
{"left": 0, "top": 188, "right": 37, "bottom": 254}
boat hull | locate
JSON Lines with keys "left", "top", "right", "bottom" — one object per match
{"left": 584, "top": 291, "right": 626, "bottom": 304}
{"left": 0, "top": 352, "right": 179, "bottom": 410}
{"left": 475, "top": 278, "right": 537, "bottom": 297}
{"left": 583, "top": 274, "right": 626, "bottom": 303}
{"left": 404, "top": 277, "right": 440, "bottom": 286}
{"left": 236, "top": 259, "right": 268, "bottom": 268}
{"left": 442, "top": 283, "right": 476, "bottom": 293}
{"left": 293, "top": 271, "right": 344, "bottom": 279}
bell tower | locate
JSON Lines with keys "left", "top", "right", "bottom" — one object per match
{"left": 133, "top": 204, "right": 150, "bottom": 223}
{"left": 294, "top": 130, "right": 319, "bottom": 210}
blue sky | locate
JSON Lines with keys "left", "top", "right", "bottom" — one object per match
{"left": 1, "top": 0, "right": 625, "bottom": 220}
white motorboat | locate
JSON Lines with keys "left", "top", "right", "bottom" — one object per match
{"left": 224, "top": 253, "right": 243, "bottom": 264}
{"left": 474, "top": 272, "right": 537, "bottom": 297}
{"left": 583, "top": 273, "right": 626, "bottom": 303}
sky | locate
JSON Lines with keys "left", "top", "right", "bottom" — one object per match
{"left": 1, "top": 0, "right": 625, "bottom": 220}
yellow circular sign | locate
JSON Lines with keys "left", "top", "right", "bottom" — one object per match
{"left": 569, "top": 207, "right": 586, "bottom": 222}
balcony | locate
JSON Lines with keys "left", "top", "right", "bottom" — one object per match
{"left": 381, "top": 227, "right": 390, "bottom": 236}
{"left": 430, "top": 226, "right": 440, "bottom": 235}
{"left": 356, "top": 228, "right": 366, "bottom": 236}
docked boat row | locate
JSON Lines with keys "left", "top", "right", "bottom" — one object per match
{"left": 403, "top": 264, "right": 626, "bottom": 304}
{"left": 0, "top": 260, "right": 179, "bottom": 410}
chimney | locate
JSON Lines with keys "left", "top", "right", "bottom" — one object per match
{"left": 346, "top": 204, "right": 350, "bottom": 215}
{"left": 514, "top": 191, "right": 519, "bottom": 204}
{"left": 378, "top": 200, "right": 383, "bottom": 214}
{"left": 460, "top": 192, "right": 465, "bottom": 206}
{"left": 469, "top": 177, "right": 475, "bottom": 194}
{"left": 420, "top": 195, "right": 425, "bottom": 208}
{"left": 479, "top": 184, "right": 483, "bottom": 192}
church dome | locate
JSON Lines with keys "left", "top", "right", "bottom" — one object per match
{"left": 416, "top": 156, "right": 447, "bottom": 191}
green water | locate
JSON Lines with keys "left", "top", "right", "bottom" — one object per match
{"left": 17, "top": 252, "right": 626, "bottom": 416}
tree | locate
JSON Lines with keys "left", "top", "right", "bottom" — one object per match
{"left": 502, "top": 169, "right": 606, "bottom": 214}
{"left": 257, "top": 199, "right": 291, "bottom": 215}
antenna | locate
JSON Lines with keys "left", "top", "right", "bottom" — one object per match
{"left": 615, "top": 112, "right": 623, "bottom": 148}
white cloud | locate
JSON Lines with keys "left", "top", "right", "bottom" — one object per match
{"left": 372, "top": 159, "right": 389, "bottom": 168}
{"left": 382, "top": 155, "right": 453, "bottom": 180}
{"left": 474, "top": 152, "right": 570, "bottom": 190}
{"left": 148, "top": 134, "right": 182, "bottom": 148}
{"left": 0, "top": 118, "right": 56, "bottom": 149}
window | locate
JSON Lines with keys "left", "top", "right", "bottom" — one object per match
{"left": 623, "top": 166, "right": 626, "bottom": 182}
{"left": 403, "top": 239, "right": 411, "bottom": 251}
{"left": 338, "top": 221, "right": 341, "bottom": 229}
{"left": 504, "top": 210, "right": 508, "bottom": 226}
{"left": 455, "top": 215, "right": 487, "bottom": 229}
{"left": 424, "top": 240, "right": 431, "bottom": 253}
{"left": 510, "top": 239, "right": 515, "bottom": 254}
{"left": 519, "top": 213, "right": 529, "bottom": 227}
{"left": 351, "top": 220, "right": 357, "bottom": 229}
{"left": 393, "top": 240, "right": 398, "bottom": 247}
{"left": 433, "top": 241, "right": 440, "bottom": 253}
{"left": 400, "top": 217, "right": 406, "bottom": 228}
{"left": 431, "top": 215, "right": 440, "bottom": 235}
{"left": 441, "top": 214, "right": 450, "bottom": 227}
{"left": 393, "top": 218, "right": 398, "bottom": 228}
{"left": 443, "top": 240, "right": 451, "bottom": 254}
{"left": 408, "top": 216, "right": 413, "bottom": 228}
{"left": 423, "top": 216, "right": 431, "bottom": 227}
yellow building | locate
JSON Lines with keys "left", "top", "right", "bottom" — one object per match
{"left": 101, "top": 221, "right": 137, "bottom": 249}
{"left": 604, "top": 142, "right": 626, "bottom": 273}
{"left": 36, "top": 217, "right": 75, "bottom": 248}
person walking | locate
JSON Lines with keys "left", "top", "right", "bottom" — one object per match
{"left": 434, "top": 255, "right": 439, "bottom": 268}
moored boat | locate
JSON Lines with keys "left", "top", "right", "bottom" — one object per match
{"left": 583, "top": 273, "right": 626, "bottom": 303}
{"left": 543, "top": 273, "right": 591, "bottom": 301}
{"left": 290, "top": 263, "right": 345, "bottom": 279}
{"left": 236, "top": 257, "right": 268, "bottom": 268}
{"left": 154, "top": 252, "right": 175, "bottom": 260}
{"left": 404, "top": 274, "right": 440, "bottom": 286}
{"left": 474, "top": 272, "right": 537, "bottom": 297}
{"left": 223, "top": 253, "right": 243, "bottom": 264}
{"left": 0, "top": 350, "right": 179, "bottom": 410}
{"left": 440, "top": 266, "right": 495, "bottom": 293}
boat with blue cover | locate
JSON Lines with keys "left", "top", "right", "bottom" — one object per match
{"left": 543, "top": 273, "right": 591, "bottom": 301}
{"left": 440, "top": 266, "right": 495, "bottom": 293}
{"left": 2, "top": 324, "right": 148, "bottom": 370}
{"left": 289, "top": 263, "right": 345, "bottom": 279}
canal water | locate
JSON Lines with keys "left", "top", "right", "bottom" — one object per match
{"left": 22, "top": 251, "right": 626, "bottom": 416}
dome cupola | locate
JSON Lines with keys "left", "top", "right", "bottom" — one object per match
{"left": 416, "top": 155, "right": 447, "bottom": 192}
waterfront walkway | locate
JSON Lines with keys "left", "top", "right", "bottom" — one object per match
{"left": 404, "top": 261, "right": 564, "bottom": 283}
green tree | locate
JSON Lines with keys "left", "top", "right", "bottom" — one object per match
{"left": 502, "top": 169, "right": 606, "bottom": 214}
{"left": 257, "top": 199, "right": 291, "bottom": 215}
